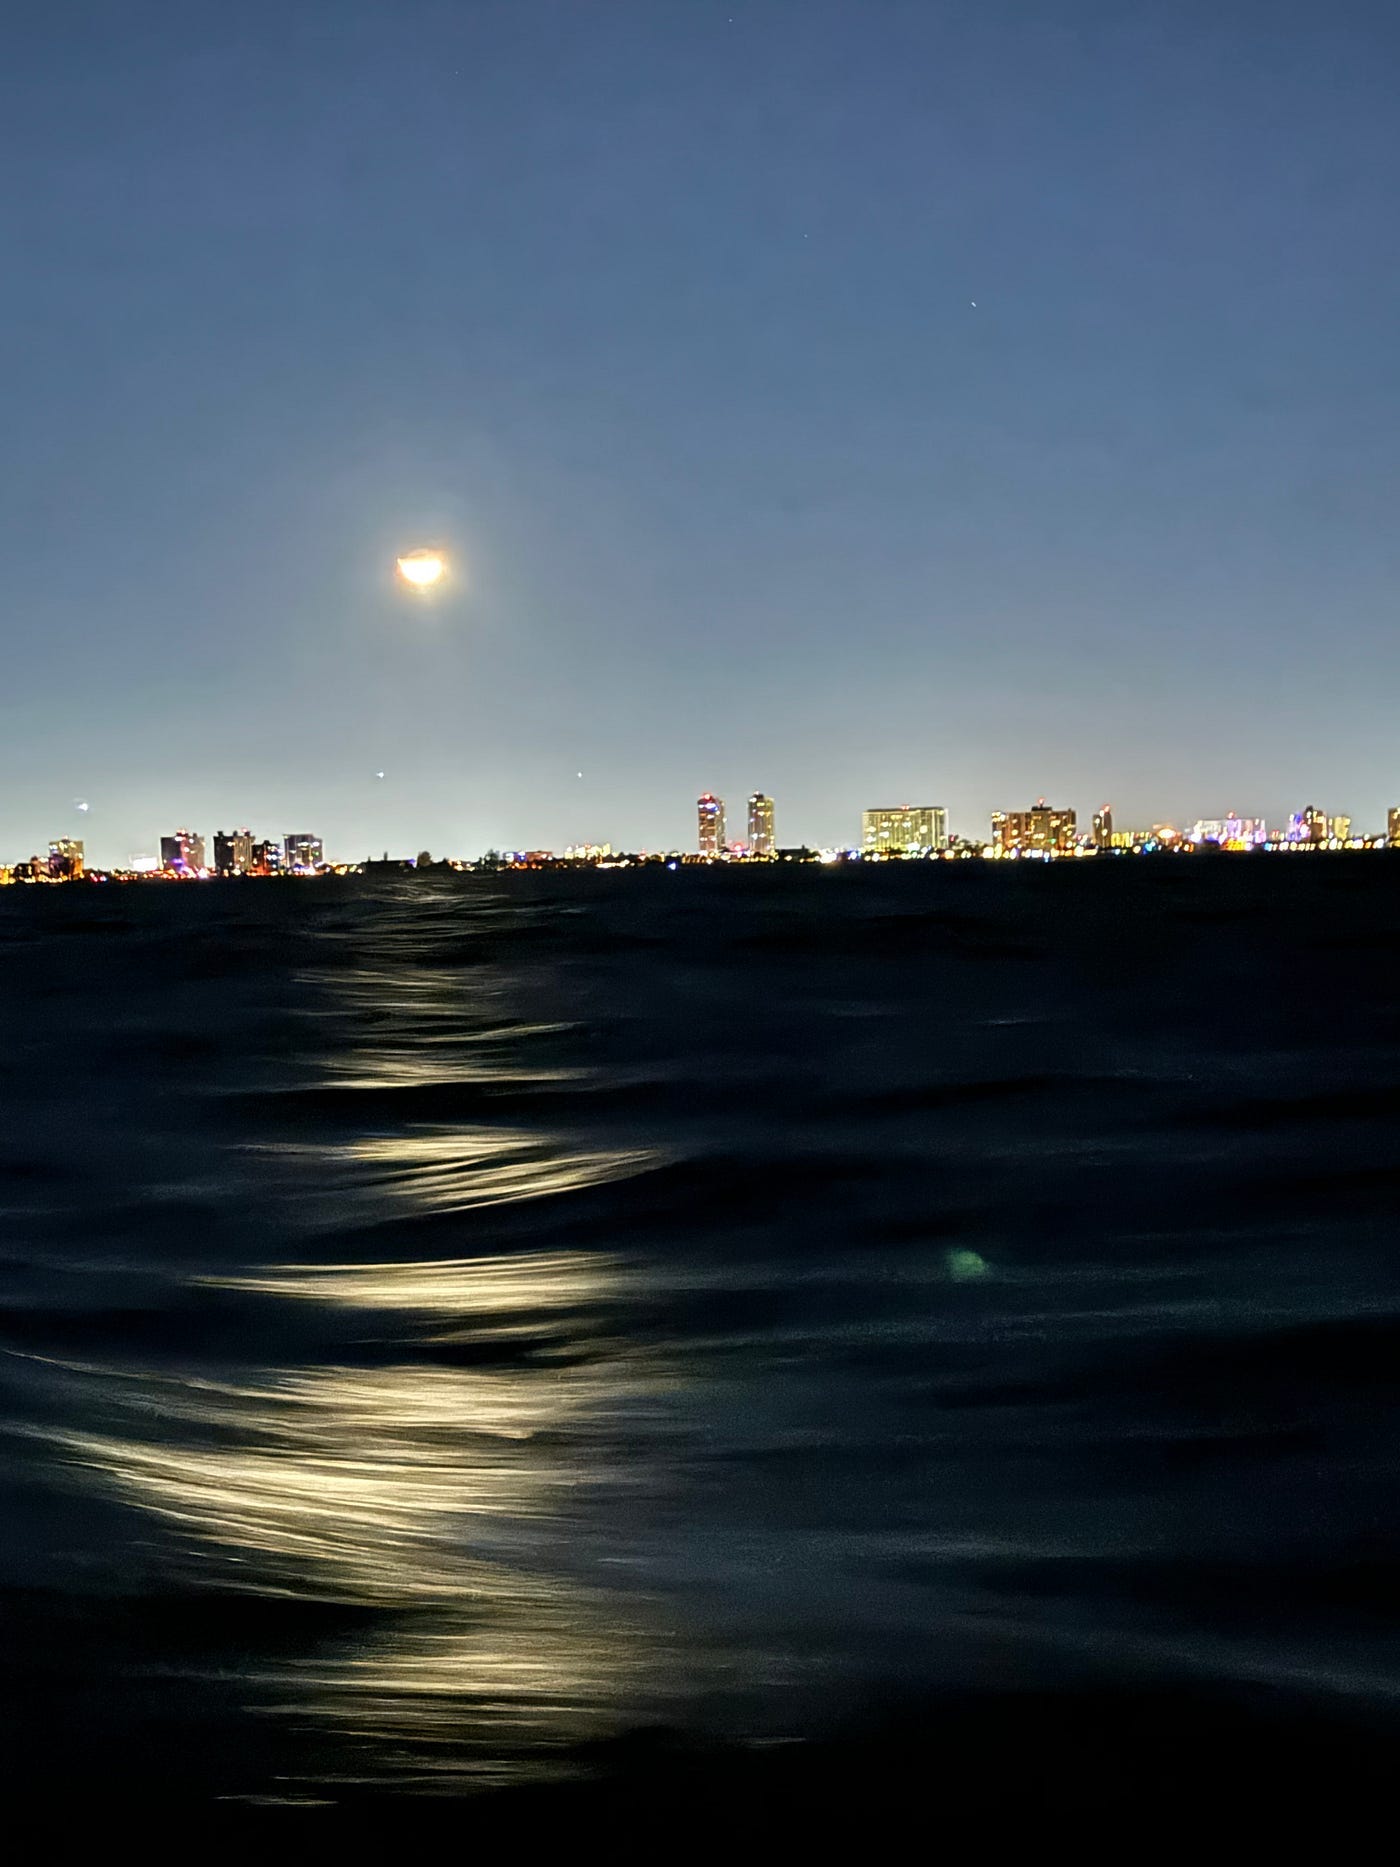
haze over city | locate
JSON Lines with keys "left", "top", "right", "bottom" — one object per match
{"left": 5, "top": 0, "right": 1399, "bottom": 866}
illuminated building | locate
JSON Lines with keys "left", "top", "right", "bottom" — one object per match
{"left": 862, "top": 806, "right": 948, "bottom": 854}
{"left": 1389, "top": 807, "right": 1400, "bottom": 848}
{"left": 1288, "top": 806, "right": 1328, "bottom": 845}
{"left": 1187, "top": 817, "right": 1267, "bottom": 848}
{"left": 697, "top": 794, "right": 725, "bottom": 857}
{"left": 564, "top": 843, "right": 612, "bottom": 860}
{"left": 1091, "top": 806, "right": 1113, "bottom": 847}
{"left": 748, "top": 794, "right": 776, "bottom": 857}
{"left": 251, "top": 839, "right": 283, "bottom": 875}
{"left": 990, "top": 801, "right": 1077, "bottom": 854}
{"left": 160, "top": 829, "right": 206, "bottom": 873}
{"left": 212, "top": 829, "right": 254, "bottom": 875}
{"left": 48, "top": 838, "right": 84, "bottom": 879}
{"left": 284, "top": 833, "right": 324, "bottom": 871}
{"left": 1331, "top": 815, "right": 1352, "bottom": 843}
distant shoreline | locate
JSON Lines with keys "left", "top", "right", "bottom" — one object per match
{"left": 3, "top": 845, "right": 1397, "bottom": 888}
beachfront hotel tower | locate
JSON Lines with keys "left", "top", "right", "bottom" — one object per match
{"left": 697, "top": 794, "right": 725, "bottom": 857}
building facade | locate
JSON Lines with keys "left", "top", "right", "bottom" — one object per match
{"left": 1288, "top": 805, "right": 1328, "bottom": 844}
{"left": 1389, "top": 807, "right": 1400, "bottom": 848}
{"left": 283, "top": 833, "right": 324, "bottom": 871}
{"left": 1091, "top": 806, "right": 1113, "bottom": 847}
{"left": 160, "top": 829, "right": 206, "bottom": 873}
{"left": 747, "top": 794, "right": 776, "bottom": 856}
{"left": 862, "top": 806, "right": 949, "bottom": 854}
{"left": 697, "top": 794, "right": 725, "bottom": 857}
{"left": 990, "top": 802, "right": 1077, "bottom": 854}
{"left": 212, "top": 829, "right": 255, "bottom": 875}
{"left": 1186, "top": 817, "right": 1267, "bottom": 848}
{"left": 251, "top": 839, "right": 283, "bottom": 875}
{"left": 48, "top": 838, "right": 84, "bottom": 879}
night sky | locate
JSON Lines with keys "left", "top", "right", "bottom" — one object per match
{"left": 3, "top": 0, "right": 1398, "bottom": 863}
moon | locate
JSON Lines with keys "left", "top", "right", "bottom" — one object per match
{"left": 396, "top": 548, "right": 448, "bottom": 590}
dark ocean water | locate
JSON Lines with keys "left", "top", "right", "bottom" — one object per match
{"left": 3, "top": 860, "right": 1399, "bottom": 1821}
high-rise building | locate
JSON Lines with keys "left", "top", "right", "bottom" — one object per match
{"left": 862, "top": 806, "right": 949, "bottom": 854}
{"left": 1187, "top": 817, "right": 1267, "bottom": 848}
{"left": 990, "top": 802, "right": 1077, "bottom": 854}
{"left": 1331, "top": 815, "right": 1352, "bottom": 843}
{"left": 697, "top": 794, "right": 725, "bottom": 857}
{"left": 213, "top": 829, "right": 255, "bottom": 875}
{"left": 284, "top": 833, "right": 324, "bottom": 871}
{"left": 1389, "top": 807, "right": 1400, "bottom": 848}
{"left": 48, "top": 838, "right": 84, "bottom": 879}
{"left": 747, "top": 794, "right": 776, "bottom": 856}
{"left": 160, "top": 829, "right": 206, "bottom": 873}
{"left": 1091, "top": 806, "right": 1113, "bottom": 847}
{"left": 1288, "top": 806, "right": 1328, "bottom": 845}
{"left": 251, "top": 839, "right": 283, "bottom": 875}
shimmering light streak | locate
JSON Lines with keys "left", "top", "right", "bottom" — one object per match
{"left": 50, "top": 1360, "right": 613, "bottom": 1596}
{"left": 208, "top": 1246, "right": 623, "bottom": 1313}
{"left": 337, "top": 1130, "right": 658, "bottom": 1217}
{"left": 243, "top": 1129, "right": 661, "bottom": 1227}
{"left": 39, "top": 1329, "right": 674, "bottom": 1780}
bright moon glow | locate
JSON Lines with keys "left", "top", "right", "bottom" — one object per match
{"left": 396, "top": 549, "right": 447, "bottom": 589}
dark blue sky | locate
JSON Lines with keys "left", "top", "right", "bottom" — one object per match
{"left": 4, "top": 0, "right": 1398, "bottom": 860}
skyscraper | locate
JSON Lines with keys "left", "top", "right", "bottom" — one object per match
{"left": 1187, "top": 817, "right": 1267, "bottom": 848}
{"left": 1289, "top": 806, "right": 1328, "bottom": 845}
{"left": 1091, "top": 805, "right": 1113, "bottom": 847}
{"left": 990, "top": 802, "right": 1077, "bottom": 853}
{"left": 283, "top": 833, "right": 324, "bottom": 871}
{"left": 48, "top": 838, "right": 84, "bottom": 879}
{"left": 862, "top": 806, "right": 948, "bottom": 854}
{"left": 213, "top": 829, "right": 255, "bottom": 875}
{"left": 697, "top": 794, "right": 725, "bottom": 857}
{"left": 160, "top": 829, "right": 206, "bottom": 873}
{"left": 747, "top": 793, "right": 775, "bottom": 856}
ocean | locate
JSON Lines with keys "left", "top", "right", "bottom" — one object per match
{"left": 2, "top": 860, "right": 1398, "bottom": 1821}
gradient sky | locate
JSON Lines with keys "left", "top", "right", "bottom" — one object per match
{"left": 4, "top": 0, "right": 1399, "bottom": 862}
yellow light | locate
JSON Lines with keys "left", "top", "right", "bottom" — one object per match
{"left": 396, "top": 548, "right": 447, "bottom": 590}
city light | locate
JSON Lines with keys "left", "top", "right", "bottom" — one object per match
{"left": 2, "top": 792, "right": 1397, "bottom": 885}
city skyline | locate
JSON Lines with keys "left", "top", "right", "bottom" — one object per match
{"left": 4, "top": 4, "right": 1400, "bottom": 866}
{"left": 5, "top": 784, "right": 1399, "bottom": 878}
